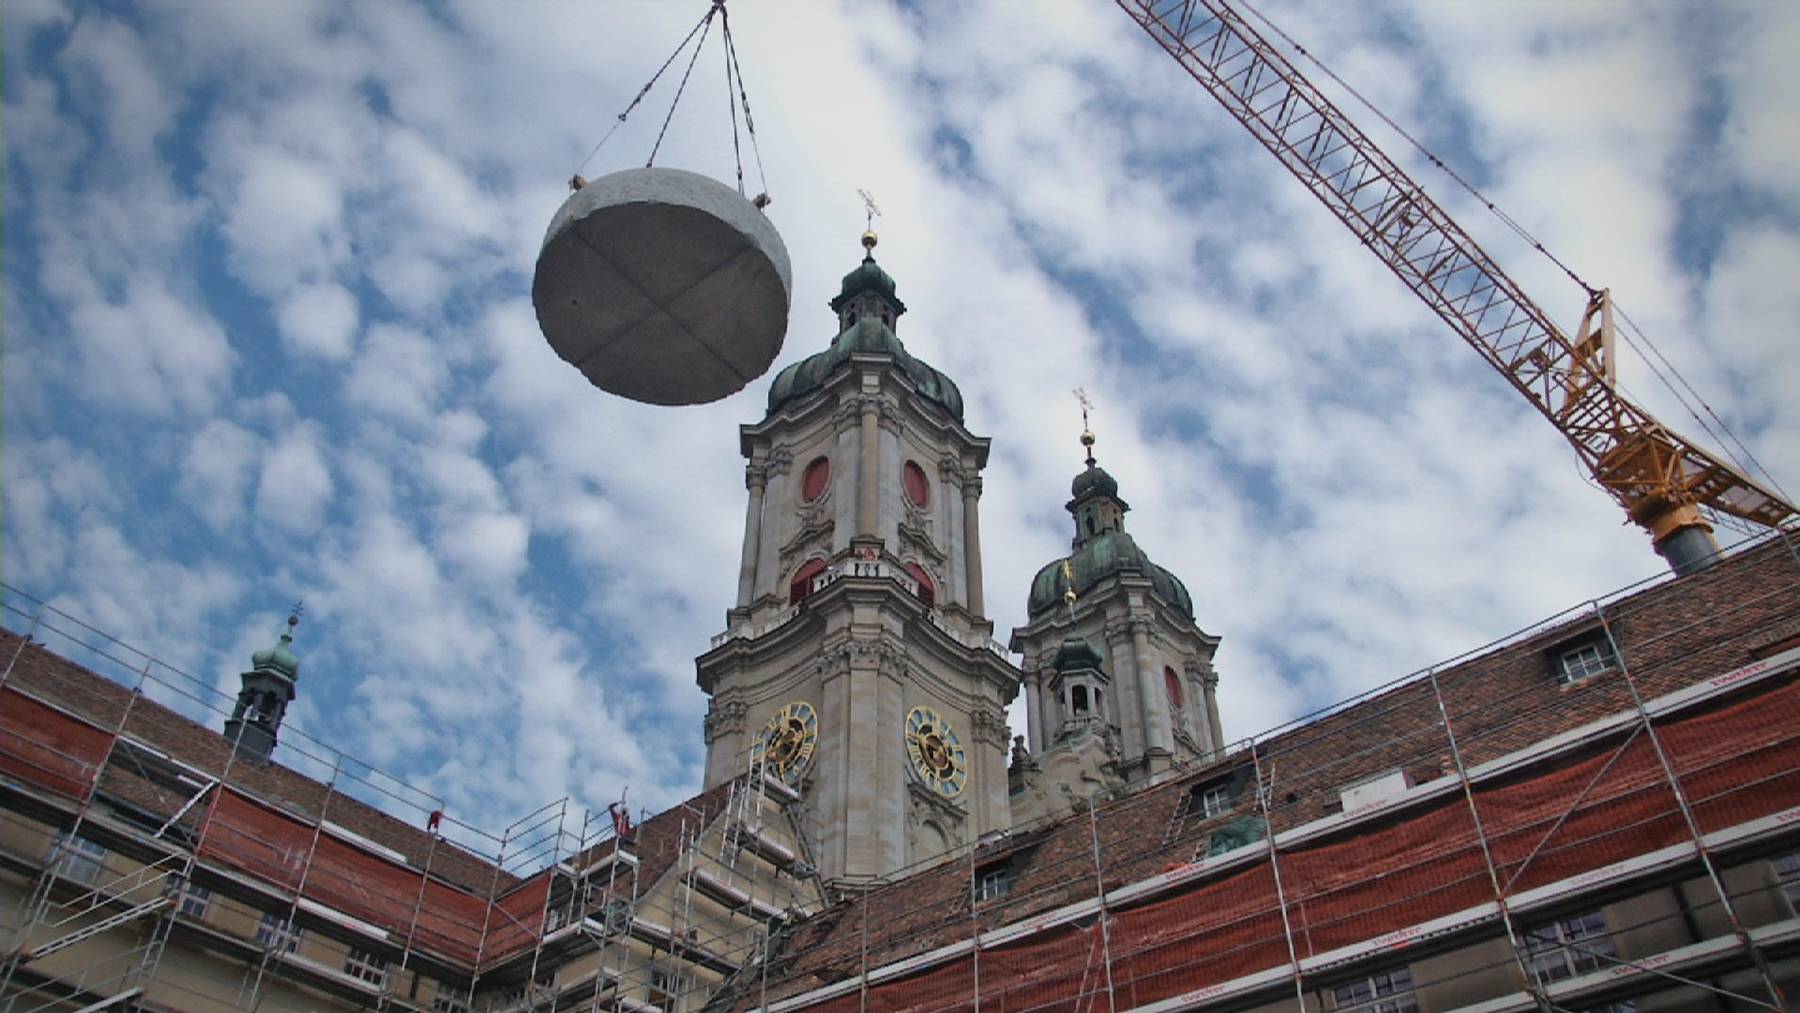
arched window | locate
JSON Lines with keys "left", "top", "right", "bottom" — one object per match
{"left": 1071, "top": 685, "right": 1090, "bottom": 715}
{"left": 1164, "top": 666, "right": 1184, "bottom": 710}
{"left": 904, "top": 562, "right": 936, "bottom": 608}
{"left": 903, "top": 461, "right": 930, "bottom": 508}
{"left": 801, "top": 456, "right": 831, "bottom": 502}
{"left": 790, "top": 558, "right": 828, "bottom": 603}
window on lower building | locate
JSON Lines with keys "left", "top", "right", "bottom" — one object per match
{"left": 46, "top": 831, "right": 106, "bottom": 886}
{"left": 976, "top": 863, "right": 1014, "bottom": 901}
{"left": 1174, "top": 776, "right": 1239, "bottom": 839}
{"left": 1332, "top": 965, "right": 1419, "bottom": 1012}
{"left": 430, "top": 996, "right": 469, "bottom": 1013}
{"left": 1775, "top": 852, "right": 1800, "bottom": 909}
{"left": 344, "top": 946, "right": 389, "bottom": 986}
{"left": 1525, "top": 909, "right": 1619, "bottom": 983}
{"left": 649, "top": 968, "right": 690, "bottom": 1009}
{"left": 256, "top": 911, "right": 301, "bottom": 953}
{"left": 1557, "top": 640, "right": 1617, "bottom": 683}
{"left": 161, "top": 875, "right": 210, "bottom": 918}
{"left": 1194, "top": 780, "right": 1232, "bottom": 820}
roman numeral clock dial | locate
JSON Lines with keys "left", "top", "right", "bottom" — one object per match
{"left": 904, "top": 705, "right": 968, "bottom": 797}
{"left": 755, "top": 701, "right": 819, "bottom": 786}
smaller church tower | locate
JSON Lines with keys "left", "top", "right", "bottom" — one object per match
{"left": 224, "top": 609, "right": 302, "bottom": 763}
{"left": 1010, "top": 414, "right": 1223, "bottom": 821}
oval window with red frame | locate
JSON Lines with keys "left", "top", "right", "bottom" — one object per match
{"left": 1164, "top": 666, "right": 1184, "bottom": 710}
{"left": 903, "top": 461, "right": 930, "bottom": 508}
{"left": 790, "top": 558, "right": 828, "bottom": 603}
{"left": 905, "top": 562, "right": 936, "bottom": 608}
{"left": 801, "top": 456, "right": 831, "bottom": 502}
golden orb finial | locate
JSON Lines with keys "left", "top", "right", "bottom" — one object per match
{"left": 858, "top": 188, "right": 882, "bottom": 256}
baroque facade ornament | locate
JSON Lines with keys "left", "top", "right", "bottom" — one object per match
{"left": 766, "top": 446, "right": 795, "bottom": 476}
{"left": 703, "top": 699, "right": 748, "bottom": 743}
{"left": 897, "top": 516, "right": 943, "bottom": 565}
{"left": 970, "top": 705, "right": 1011, "bottom": 750}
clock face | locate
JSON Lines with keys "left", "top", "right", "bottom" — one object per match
{"left": 904, "top": 705, "right": 968, "bottom": 798}
{"left": 754, "top": 701, "right": 819, "bottom": 785}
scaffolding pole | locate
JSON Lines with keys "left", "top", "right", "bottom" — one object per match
{"left": 1425, "top": 663, "right": 1558, "bottom": 1013}
{"left": 243, "top": 753, "right": 344, "bottom": 1010}
{"left": 1, "top": 654, "right": 155, "bottom": 1008}
{"left": 1247, "top": 741, "right": 1307, "bottom": 1012}
{"left": 1594, "top": 598, "right": 1788, "bottom": 1010}
{"left": 1084, "top": 799, "right": 1116, "bottom": 1013}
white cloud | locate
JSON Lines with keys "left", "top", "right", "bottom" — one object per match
{"left": 1719, "top": 3, "right": 1800, "bottom": 205}
{"left": 254, "top": 425, "right": 335, "bottom": 536}
{"left": 180, "top": 419, "right": 264, "bottom": 532}
{"left": 342, "top": 323, "right": 450, "bottom": 427}
{"left": 68, "top": 278, "right": 236, "bottom": 417}
{"left": 277, "top": 282, "right": 361, "bottom": 360}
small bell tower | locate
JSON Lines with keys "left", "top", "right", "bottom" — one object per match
{"left": 224, "top": 606, "right": 303, "bottom": 763}
{"left": 1011, "top": 398, "right": 1224, "bottom": 807}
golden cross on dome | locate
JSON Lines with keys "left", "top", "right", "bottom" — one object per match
{"left": 858, "top": 188, "right": 881, "bottom": 229}
{"left": 857, "top": 188, "right": 881, "bottom": 251}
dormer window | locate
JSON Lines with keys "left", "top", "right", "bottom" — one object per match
{"left": 1553, "top": 635, "right": 1617, "bottom": 684}
{"left": 976, "top": 861, "right": 1014, "bottom": 901}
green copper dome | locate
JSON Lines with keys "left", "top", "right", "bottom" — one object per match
{"left": 1053, "top": 634, "right": 1104, "bottom": 673}
{"left": 251, "top": 632, "right": 300, "bottom": 681}
{"left": 766, "top": 248, "right": 962, "bottom": 421}
{"left": 829, "top": 254, "right": 905, "bottom": 315}
{"left": 1071, "top": 464, "right": 1119, "bottom": 500}
{"left": 1027, "top": 531, "right": 1195, "bottom": 620}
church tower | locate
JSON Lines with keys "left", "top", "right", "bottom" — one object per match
{"left": 223, "top": 610, "right": 302, "bottom": 763}
{"left": 696, "top": 233, "right": 1020, "bottom": 888}
{"left": 1009, "top": 422, "right": 1223, "bottom": 818}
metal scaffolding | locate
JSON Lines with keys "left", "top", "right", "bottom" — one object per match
{"left": 4, "top": 531, "right": 1799, "bottom": 1013}
{"left": 741, "top": 531, "right": 1800, "bottom": 1013}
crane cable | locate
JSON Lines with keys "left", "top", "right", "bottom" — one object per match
{"left": 1235, "top": 0, "right": 1789, "bottom": 508}
{"left": 573, "top": 4, "right": 716, "bottom": 180}
{"left": 572, "top": 0, "right": 771, "bottom": 204}
{"left": 1612, "top": 303, "right": 1794, "bottom": 507}
{"left": 721, "top": 6, "right": 771, "bottom": 201}
{"left": 646, "top": 6, "right": 717, "bottom": 168}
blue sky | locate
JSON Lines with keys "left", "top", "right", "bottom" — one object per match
{"left": 6, "top": 0, "right": 1799, "bottom": 835}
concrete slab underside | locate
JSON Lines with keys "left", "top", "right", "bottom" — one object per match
{"left": 533, "top": 167, "right": 792, "bottom": 406}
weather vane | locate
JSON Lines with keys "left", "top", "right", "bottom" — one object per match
{"left": 858, "top": 188, "right": 881, "bottom": 230}
{"left": 1074, "top": 388, "right": 1096, "bottom": 467}
{"left": 286, "top": 601, "right": 304, "bottom": 634}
